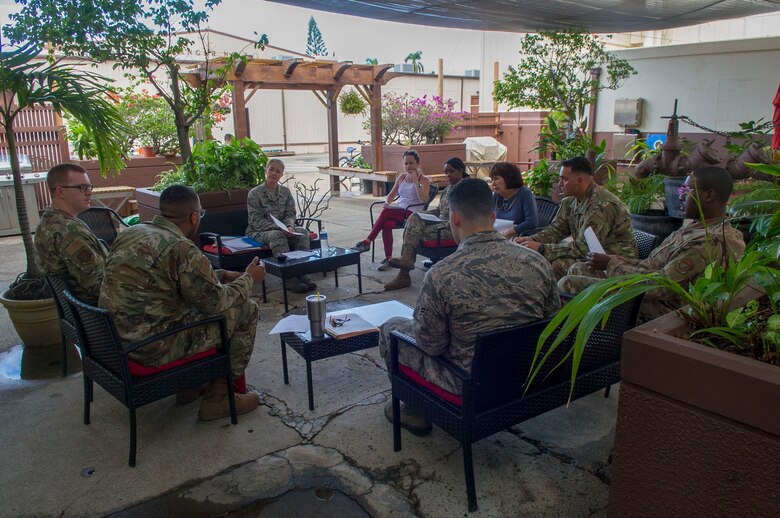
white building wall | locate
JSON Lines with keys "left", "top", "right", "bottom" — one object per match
{"left": 594, "top": 37, "right": 780, "bottom": 135}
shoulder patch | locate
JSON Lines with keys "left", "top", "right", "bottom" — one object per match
{"left": 64, "top": 240, "right": 83, "bottom": 256}
{"left": 675, "top": 258, "right": 694, "bottom": 275}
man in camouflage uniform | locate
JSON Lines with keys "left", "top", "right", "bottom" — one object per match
{"left": 385, "top": 157, "right": 468, "bottom": 290}
{"left": 379, "top": 178, "right": 560, "bottom": 436}
{"left": 515, "top": 156, "right": 637, "bottom": 279}
{"left": 246, "top": 158, "right": 313, "bottom": 293}
{"left": 559, "top": 166, "right": 746, "bottom": 323}
{"left": 34, "top": 163, "right": 107, "bottom": 304}
{"left": 101, "top": 185, "right": 266, "bottom": 421}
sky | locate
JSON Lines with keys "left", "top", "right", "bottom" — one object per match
{"left": 0, "top": 0, "right": 489, "bottom": 75}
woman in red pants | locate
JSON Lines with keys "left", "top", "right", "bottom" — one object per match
{"left": 354, "top": 149, "right": 431, "bottom": 270}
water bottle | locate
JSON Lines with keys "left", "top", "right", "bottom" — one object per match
{"left": 319, "top": 228, "right": 329, "bottom": 255}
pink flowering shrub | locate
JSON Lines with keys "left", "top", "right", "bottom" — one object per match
{"left": 367, "top": 93, "right": 467, "bottom": 145}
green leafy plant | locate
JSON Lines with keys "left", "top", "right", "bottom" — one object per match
{"left": 154, "top": 138, "right": 267, "bottom": 193}
{"left": 493, "top": 30, "right": 636, "bottom": 131}
{"left": 118, "top": 89, "right": 177, "bottom": 155}
{"left": 7, "top": 0, "right": 267, "bottom": 164}
{"left": 722, "top": 119, "right": 773, "bottom": 158}
{"left": 339, "top": 90, "right": 367, "bottom": 116}
{"left": 65, "top": 116, "right": 98, "bottom": 160}
{"left": 0, "top": 43, "right": 127, "bottom": 298}
{"left": 526, "top": 158, "right": 558, "bottom": 197}
{"left": 729, "top": 162, "right": 780, "bottom": 259}
{"left": 605, "top": 172, "right": 666, "bottom": 214}
{"left": 404, "top": 51, "right": 424, "bottom": 73}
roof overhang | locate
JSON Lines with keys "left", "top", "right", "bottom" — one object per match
{"left": 267, "top": 0, "right": 780, "bottom": 33}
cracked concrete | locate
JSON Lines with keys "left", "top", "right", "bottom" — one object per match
{"left": 0, "top": 154, "right": 618, "bottom": 516}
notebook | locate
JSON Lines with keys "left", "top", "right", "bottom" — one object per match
{"left": 324, "top": 313, "right": 380, "bottom": 339}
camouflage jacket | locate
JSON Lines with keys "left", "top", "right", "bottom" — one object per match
{"left": 413, "top": 230, "right": 560, "bottom": 375}
{"left": 100, "top": 216, "right": 253, "bottom": 348}
{"left": 607, "top": 220, "right": 746, "bottom": 321}
{"left": 531, "top": 184, "right": 637, "bottom": 262}
{"left": 246, "top": 183, "right": 297, "bottom": 234}
{"left": 426, "top": 185, "right": 451, "bottom": 221}
{"left": 34, "top": 207, "right": 107, "bottom": 304}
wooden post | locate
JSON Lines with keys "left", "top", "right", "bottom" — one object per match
{"left": 370, "top": 85, "right": 383, "bottom": 171}
{"left": 232, "top": 80, "right": 248, "bottom": 139}
{"left": 588, "top": 67, "right": 602, "bottom": 139}
{"left": 437, "top": 59, "right": 444, "bottom": 99}
{"left": 326, "top": 88, "right": 340, "bottom": 194}
{"left": 493, "top": 62, "right": 500, "bottom": 113}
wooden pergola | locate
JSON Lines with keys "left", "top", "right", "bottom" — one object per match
{"left": 183, "top": 58, "right": 399, "bottom": 193}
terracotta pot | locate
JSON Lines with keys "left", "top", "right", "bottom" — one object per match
{"left": 609, "top": 305, "right": 780, "bottom": 517}
{"left": 0, "top": 290, "right": 61, "bottom": 348}
{"left": 138, "top": 146, "right": 156, "bottom": 158}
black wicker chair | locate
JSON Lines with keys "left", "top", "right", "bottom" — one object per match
{"left": 77, "top": 207, "right": 128, "bottom": 248}
{"left": 634, "top": 228, "right": 661, "bottom": 260}
{"left": 369, "top": 184, "right": 438, "bottom": 262}
{"left": 45, "top": 275, "right": 79, "bottom": 377}
{"left": 519, "top": 196, "right": 560, "bottom": 237}
{"left": 415, "top": 226, "right": 458, "bottom": 266}
{"left": 198, "top": 209, "right": 321, "bottom": 272}
{"left": 64, "top": 291, "right": 237, "bottom": 467}
{"left": 389, "top": 297, "right": 642, "bottom": 512}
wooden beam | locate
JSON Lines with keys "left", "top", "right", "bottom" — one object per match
{"left": 326, "top": 89, "right": 340, "bottom": 193}
{"left": 232, "top": 80, "right": 248, "bottom": 139}
{"left": 354, "top": 85, "right": 372, "bottom": 106}
{"left": 244, "top": 85, "right": 260, "bottom": 103}
{"left": 369, "top": 84, "right": 383, "bottom": 171}
{"left": 312, "top": 90, "right": 328, "bottom": 109}
{"left": 333, "top": 62, "right": 352, "bottom": 81}
{"left": 493, "top": 61, "right": 499, "bottom": 113}
{"left": 373, "top": 65, "right": 394, "bottom": 82}
{"left": 283, "top": 59, "right": 302, "bottom": 77}
{"left": 438, "top": 59, "right": 444, "bottom": 98}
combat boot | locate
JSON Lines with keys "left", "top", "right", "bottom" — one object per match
{"left": 384, "top": 269, "right": 412, "bottom": 291}
{"left": 175, "top": 383, "right": 207, "bottom": 404}
{"left": 388, "top": 244, "right": 416, "bottom": 271}
{"left": 198, "top": 378, "right": 259, "bottom": 421}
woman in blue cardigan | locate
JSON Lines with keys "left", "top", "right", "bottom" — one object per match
{"left": 490, "top": 162, "right": 539, "bottom": 238}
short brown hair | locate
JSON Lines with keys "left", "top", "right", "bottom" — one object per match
{"left": 46, "top": 163, "right": 88, "bottom": 192}
{"left": 267, "top": 158, "right": 285, "bottom": 171}
{"left": 489, "top": 162, "right": 523, "bottom": 189}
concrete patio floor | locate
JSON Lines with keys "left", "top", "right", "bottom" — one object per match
{"left": 0, "top": 154, "right": 617, "bottom": 517}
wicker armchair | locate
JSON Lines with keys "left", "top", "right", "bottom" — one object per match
{"left": 45, "top": 275, "right": 79, "bottom": 376}
{"left": 64, "top": 291, "right": 237, "bottom": 467}
{"left": 634, "top": 228, "right": 661, "bottom": 260}
{"left": 77, "top": 207, "right": 128, "bottom": 249}
{"left": 388, "top": 296, "right": 642, "bottom": 512}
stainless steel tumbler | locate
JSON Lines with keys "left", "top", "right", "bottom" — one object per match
{"left": 306, "top": 294, "right": 327, "bottom": 339}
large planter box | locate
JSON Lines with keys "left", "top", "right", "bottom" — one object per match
{"left": 609, "top": 308, "right": 780, "bottom": 517}
{"left": 73, "top": 156, "right": 182, "bottom": 190}
{"left": 361, "top": 143, "right": 466, "bottom": 174}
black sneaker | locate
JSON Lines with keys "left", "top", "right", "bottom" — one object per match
{"left": 353, "top": 241, "right": 370, "bottom": 253}
{"left": 377, "top": 258, "right": 392, "bottom": 271}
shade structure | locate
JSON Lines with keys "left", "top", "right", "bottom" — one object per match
{"left": 773, "top": 83, "right": 780, "bottom": 150}
{"left": 267, "top": 0, "right": 780, "bottom": 33}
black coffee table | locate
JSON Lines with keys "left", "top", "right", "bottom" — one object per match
{"left": 261, "top": 246, "right": 362, "bottom": 312}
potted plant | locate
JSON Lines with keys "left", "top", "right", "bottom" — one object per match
{"left": 525, "top": 167, "right": 780, "bottom": 514}
{"left": 118, "top": 90, "right": 177, "bottom": 156}
{"left": 339, "top": 89, "right": 367, "bottom": 116}
{"left": 605, "top": 171, "right": 682, "bottom": 240}
{"left": 135, "top": 138, "right": 268, "bottom": 221}
{"left": 0, "top": 44, "right": 126, "bottom": 347}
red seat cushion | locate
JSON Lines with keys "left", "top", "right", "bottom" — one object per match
{"left": 128, "top": 348, "right": 218, "bottom": 377}
{"left": 399, "top": 364, "right": 463, "bottom": 407}
{"left": 309, "top": 231, "right": 318, "bottom": 239}
{"left": 203, "top": 243, "right": 270, "bottom": 255}
{"left": 419, "top": 239, "right": 458, "bottom": 248}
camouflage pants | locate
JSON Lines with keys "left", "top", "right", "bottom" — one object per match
{"left": 251, "top": 227, "right": 310, "bottom": 256}
{"left": 378, "top": 316, "right": 463, "bottom": 395}
{"left": 559, "top": 262, "right": 673, "bottom": 325}
{"left": 402, "top": 214, "right": 452, "bottom": 262}
{"left": 128, "top": 298, "right": 260, "bottom": 378}
{"left": 549, "top": 257, "right": 578, "bottom": 281}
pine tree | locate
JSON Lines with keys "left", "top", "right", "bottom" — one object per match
{"left": 306, "top": 16, "right": 328, "bottom": 56}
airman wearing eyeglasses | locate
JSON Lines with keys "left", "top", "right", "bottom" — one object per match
{"left": 559, "top": 166, "right": 746, "bottom": 323}
{"left": 34, "top": 163, "right": 107, "bottom": 304}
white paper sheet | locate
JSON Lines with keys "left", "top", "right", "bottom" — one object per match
{"left": 269, "top": 314, "right": 310, "bottom": 334}
{"left": 493, "top": 218, "right": 514, "bottom": 233}
{"left": 269, "top": 301, "right": 413, "bottom": 336}
{"left": 270, "top": 214, "right": 303, "bottom": 235}
{"left": 417, "top": 213, "right": 442, "bottom": 223}
{"left": 584, "top": 226, "right": 606, "bottom": 254}
{"left": 283, "top": 250, "right": 317, "bottom": 259}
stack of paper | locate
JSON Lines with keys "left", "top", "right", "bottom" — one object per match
{"left": 218, "top": 236, "right": 264, "bottom": 252}
{"left": 324, "top": 313, "right": 379, "bottom": 339}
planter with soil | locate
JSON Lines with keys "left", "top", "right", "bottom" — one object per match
{"left": 608, "top": 306, "right": 780, "bottom": 517}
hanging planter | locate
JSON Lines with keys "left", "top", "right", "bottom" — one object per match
{"left": 339, "top": 90, "right": 367, "bottom": 116}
